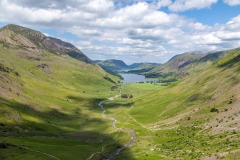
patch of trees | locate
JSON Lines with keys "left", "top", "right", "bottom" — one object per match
{"left": 111, "top": 85, "right": 118, "bottom": 91}
{"left": 145, "top": 72, "right": 177, "bottom": 83}
{"left": 210, "top": 108, "right": 219, "bottom": 113}
{"left": 103, "top": 76, "right": 115, "bottom": 83}
{"left": 162, "top": 78, "right": 177, "bottom": 83}
{"left": 145, "top": 72, "right": 173, "bottom": 78}
{"left": 121, "top": 94, "right": 133, "bottom": 98}
{"left": 161, "top": 83, "right": 170, "bottom": 86}
{"left": 138, "top": 81, "right": 145, "bottom": 83}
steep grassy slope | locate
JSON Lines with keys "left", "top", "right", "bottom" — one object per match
{"left": 128, "top": 63, "right": 160, "bottom": 69}
{"left": 0, "top": 48, "right": 127, "bottom": 160}
{"left": 149, "top": 51, "right": 209, "bottom": 74}
{"left": 133, "top": 48, "right": 240, "bottom": 159}
{"left": 101, "top": 48, "right": 240, "bottom": 159}
{"left": 142, "top": 51, "right": 209, "bottom": 82}
{"left": 181, "top": 50, "right": 229, "bottom": 74}
{"left": 127, "top": 63, "right": 161, "bottom": 75}
{"left": 0, "top": 26, "right": 135, "bottom": 159}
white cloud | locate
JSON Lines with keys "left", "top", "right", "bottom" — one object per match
{"left": 0, "top": 0, "right": 113, "bottom": 24}
{"left": 168, "top": 0, "right": 218, "bottom": 12}
{"left": 157, "top": 0, "right": 172, "bottom": 8}
{"left": 216, "top": 31, "right": 240, "bottom": 41}
{"left": 223, "top": 0, "right": 240, "bottom": 5}
{"left": 0, "top": 0, "right": 240, "bottom": 63}
{"left": 226, "top": 15, "right": 240, "bottom": 30}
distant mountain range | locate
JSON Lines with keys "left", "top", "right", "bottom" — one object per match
{"left": 94, "top": 59, "right": 161, "bottom": 72}
{"left": 149, "top": 51, "right": 211, "bottom": 73}
{"left": 95, "top": 50, "right": 234, "bottom": 83}
{"left": 94, "top": 59, "right": 129, "bottom": 71}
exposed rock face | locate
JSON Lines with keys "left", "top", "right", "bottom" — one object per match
{"left": 0, "top": 24, "right": 92, "bottom": 63}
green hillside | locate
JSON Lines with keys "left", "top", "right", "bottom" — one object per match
{"left": 142, "top": 51, "right": 209, "bottom": 82}
{"left": 99, "top": 48, "right": 240, "bottom": 159}
{"left": 150, "top": 51, "right": 209, "bottom": 73}
{"left": 1, "top": 24, "right": 240, "bottom": 160}
{"left": 127, "top": 63, "right": 161, "bottom": 75}
{"left": 181, "top": 50, "right": 229, "bottom": 74}
{"left": 0, "top": 25, "right": 128, "bottom": 160}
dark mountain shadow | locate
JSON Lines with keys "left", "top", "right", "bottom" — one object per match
{"left": 67, "top": 95, "right": 105, "bottom": 111}
{"left": 104, "top": 101, "right": 134, "bottom": 110}
{"left": 218, "top": 54, "right": 240, "bottom": 69}
{"left": 198, "top": 51, "right": 225, "bottom": 62}
{"left": 0, "top": 97, "right": 134, "bottom": 160}
{"left": 67, "top": 95, "right": 134, "bottom": 111}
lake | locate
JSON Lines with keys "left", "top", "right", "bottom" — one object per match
{"left": 119, "top": 73, "right": 158, "bottom": 83}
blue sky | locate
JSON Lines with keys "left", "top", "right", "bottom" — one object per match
{"left": 178, "top": 1, "right": 240, "bottom": 25}
{"left": 0, "top": 0, "right": 240, "bottom": 64}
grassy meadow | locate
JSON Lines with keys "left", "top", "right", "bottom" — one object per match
{"left": 98, "top": 48, "right": 240, "bottom": 160}
{"left": 0, "top": 44, "right": 135, "bottom": 159}
{"left": 1, "top": 41, "right": 240, "bottom": 160}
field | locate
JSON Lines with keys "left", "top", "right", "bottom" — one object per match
{"left": 1, "top": 38, "right": 240, "bottom": 160}
{"left": 0, "top": 45, "right": 132, "bottom": 160}
{"left": 96, "top": 49, "right": 240, "bottom": 160}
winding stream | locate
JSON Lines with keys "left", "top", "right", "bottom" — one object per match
{"left": 97, "top": 95, "right": 136, "bottom": 160}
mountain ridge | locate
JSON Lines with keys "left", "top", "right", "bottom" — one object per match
{"left": 0, "top": 24, "right": 92, "bottom": 63}
{"left": 95, "top": 59, "right": 161, "bottom": 72}
{"left": 95, "top": 59, "right": 129, "bottom": 71}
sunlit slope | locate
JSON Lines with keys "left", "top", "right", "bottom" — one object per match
{"left": 0, "top": 37, "right": 125, "bottom": 159}
{"left": 115, "top": 48, "right": 240, "bottom": 159}
{"left": 131, "top": 48, "right": 240, "bottom": 125}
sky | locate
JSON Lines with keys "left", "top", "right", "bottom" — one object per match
{"left": 0, "top": 0, "right": 240, "bottom": 64}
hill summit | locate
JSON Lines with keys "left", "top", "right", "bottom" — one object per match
{"left": 95, "top": 59, "right": 129, "bottom": 71}
{"left": 0, "top": 24, "right": 92, "bottom": 63}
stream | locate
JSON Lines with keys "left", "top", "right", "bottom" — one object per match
{"left": 98, "top": 95, "right": 136, "bottom": 160}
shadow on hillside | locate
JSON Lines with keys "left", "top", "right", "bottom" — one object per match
{"left": 67, "top": 95, "right": 134, "bottom": 110}
{"left": 218, "top": 54, "right": 240, "bottom": 69}
{"left": 0, "top": 97, "right": 134, "bottom": 159}
{"left": 67, "top": 95, "right": 105, "bottom": 111}
{"left": 104, "top": 101, "right": 134, "bottom": 110}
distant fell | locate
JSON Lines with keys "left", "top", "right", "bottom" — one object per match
{"left": 152, "top": 51, "right": 211, "bottom": 73}
{"left": 128, "top": 62, "right": 160, "bottom": 69}
{"left": 95, "top": 59, "right": 128, "bottom": 71}
{"left": 127, "top": 63, "right": 161, "bottom": 75}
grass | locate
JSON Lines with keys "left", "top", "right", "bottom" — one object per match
{"left": 96, "top": 48, "right": 240, "bottom": 159}
{"left": 125, "top": 83, "right": 165, "bottom": 91}
{"left": 0, "top": 45, "right": 133, "bottom": 159}
{"left": 1, "top": 43, "right": 240, "bottom": 159}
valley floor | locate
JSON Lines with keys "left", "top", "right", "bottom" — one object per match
{"left": 91, "top": 82, "right": 240, "bottom": 160}
{"left": 2, "top": 80, "right": 240, "bottom": 160}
